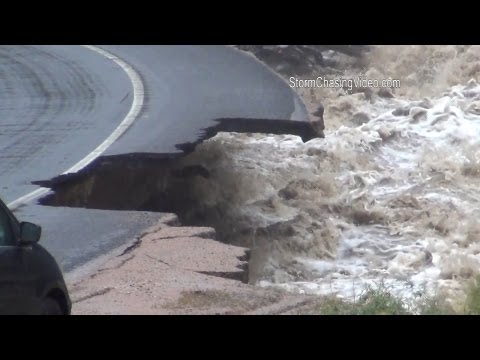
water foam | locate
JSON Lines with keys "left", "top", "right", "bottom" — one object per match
{"left": 185, "top": 46, "right": 480, "bottom": 309}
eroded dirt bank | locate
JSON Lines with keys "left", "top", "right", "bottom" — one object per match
{"left": 69, "top": 214, "right": 317, "bottom": 315}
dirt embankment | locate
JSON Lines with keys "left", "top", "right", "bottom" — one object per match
{"left": 69, "top": 214, "right": 317, "bottom": 315}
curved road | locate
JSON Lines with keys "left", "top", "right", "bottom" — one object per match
{"left": 0, "top": 45, "right": 308, "bottom": 272}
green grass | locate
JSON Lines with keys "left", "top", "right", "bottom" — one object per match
{"left": 463, "top": 276, "right": 480, "bottom": 315}
{"left": 306, "top": 283, "right": 409, "bottom": 315}
{"left": 416, "top": 295, "right": 456, "bottom": 315}
{"left": 300, "top": 279, "right": 480, "bottom": 315}
{"left": 353, "top": 286, "right": 409, "bottom": 315}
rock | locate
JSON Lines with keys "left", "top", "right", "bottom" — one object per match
{"left": 393, "top": 107, "right": 409, "bottom": 116}
{"left": 377, "top": 87, "right": 395, "bottom": 98}
{"left": 409, "top": 107, "right": 428, "bottom": 122}
{"left": 306, "top": 147, "right": 327, "bottom": 157}
{"left": 278, "top": 186, "right": 299, "bottom": 200}
{"left": 352, "top": 112, "right": 371, "bottom": 126}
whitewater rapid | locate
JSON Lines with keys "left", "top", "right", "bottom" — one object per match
{"left": 259, "top": 79, "right": 480, "bottom": 305}
{"left": 181, "top": 46, "right": 480, "bottom": 309}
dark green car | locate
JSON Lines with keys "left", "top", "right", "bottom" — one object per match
{"left": 0, "top": 198, "right": 71, "bottom": 315}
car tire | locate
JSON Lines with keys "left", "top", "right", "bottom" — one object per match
{"left": 41, "top": 297, "right": 63, "bottom": 315}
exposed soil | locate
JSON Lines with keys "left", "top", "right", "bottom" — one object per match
{"left": 69, "top": 214, "right": 318, "bottom": 315}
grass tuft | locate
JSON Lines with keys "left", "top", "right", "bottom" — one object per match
{"left": 299, "top": 278, "right": 480, "bottom": 315}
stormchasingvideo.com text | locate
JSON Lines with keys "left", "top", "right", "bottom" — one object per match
{"left": 289, "top": 76, "right": 401, "bottom": 92}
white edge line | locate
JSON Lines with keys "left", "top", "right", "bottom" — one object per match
{"left": 7, "top": 45, "right": 144, "bottom": 211}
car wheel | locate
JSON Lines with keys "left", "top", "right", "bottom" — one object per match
{"left": 41, "top": 297, "right": 63, "bottom": 315}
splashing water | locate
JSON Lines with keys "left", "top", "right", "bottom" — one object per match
{"left": 186, "top": 46, "right": 480, "bottom": 309}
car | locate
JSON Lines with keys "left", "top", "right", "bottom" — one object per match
{"left": 0, "top": 197, "right": 71, "bottom": 315}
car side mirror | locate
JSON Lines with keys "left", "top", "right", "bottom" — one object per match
{"left": 20, "top": 222, "right": 42, "bottom": 245}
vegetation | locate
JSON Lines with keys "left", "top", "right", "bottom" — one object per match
{"left": 463, "top": 276, "right": 480, "bottom": 315}
{"left": 298, "top": 279, "right": 480, "bottom": 315}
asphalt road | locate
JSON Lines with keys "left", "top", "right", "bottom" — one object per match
{"left": 0, "top": 45, "right": 308, "bottom": 272}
